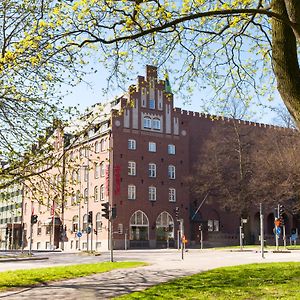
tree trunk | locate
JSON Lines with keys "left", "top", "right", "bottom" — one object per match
{"left": 272, "top": 0, "right": 300, "bottom": 127}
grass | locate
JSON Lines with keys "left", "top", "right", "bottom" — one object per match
{"left": 116, "top": 262, "right": 300, "bottom": 299}
{"left": 0, "top": 261, "right": 146, "bottom": 292}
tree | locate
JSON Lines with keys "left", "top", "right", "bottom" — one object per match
{"left": 188, "top": 120, "right": 258, "bottom": 215}
{"left": 188, "top": 119, "right": 300, "bottom": 215}
{"left": 48, "top": 0, "right": 300, "bottom": 126}
{"left": 0, "top": 0, "right": 87, "bottom": 174}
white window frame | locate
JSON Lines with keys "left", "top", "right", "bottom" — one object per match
{"left": 168, "top": 165, "right": 176, "bottom": 179}
{"left": 128, "top": 161, "right": 136, "bottom": 176}
{"left": 128, "top": 185, "right": 136, "bottom": 200}
{"left": 128, "top": 139, "right": 136, "bottom": 150}
{"left": 148, "top": 142, "right": 156, "bottom": 152}
{"left": 148, "top": 163, "right": 156, "bottom": 178}
{"left": 149, "top": 186, "right": 156, "bottom": 201}
{"left": 143, "top": 117, "right": 151, "bottom": 129}
{"left": 169, "top": 188, "right": 176, "bottom": 202}
{"left": 168, "top": 144, "right": 176, "bottom": 155}
{"left": 152, "top": 118, "right": 161, "bottom": 130}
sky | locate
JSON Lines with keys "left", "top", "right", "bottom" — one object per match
{"left": 61, "top": 62, "right": 285, "bottom": 126}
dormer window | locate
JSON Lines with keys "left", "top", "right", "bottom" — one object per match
{"left": 152, "top": 118, "right": 161, "bottom": 130}
{"left": 143, "top": 117, "right": 151, "bottom": 129}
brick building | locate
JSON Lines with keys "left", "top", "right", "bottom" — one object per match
{"left": 1, "top": 65, "right": 299, "bottom": 251}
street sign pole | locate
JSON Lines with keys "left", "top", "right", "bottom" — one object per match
{"left": 260, "top": 203, "right": 265, "bottom": 259}
{"left": 283, "top": 225, "right": 286, "bottom": 249}
{"left": 239, "top": 225, "right": 243, "bottom": 251}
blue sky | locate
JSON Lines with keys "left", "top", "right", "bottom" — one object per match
{"left": 62, "top": 63, "right": 285, "bottom": 126}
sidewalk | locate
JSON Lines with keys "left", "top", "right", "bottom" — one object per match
{"left": 0, "top": 250, "right": 299, "bottom": 299}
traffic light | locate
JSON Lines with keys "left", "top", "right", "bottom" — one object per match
{"left": 101, "top": 202, "right": 109, "bottom": 219}
{"left": 31, "top": 214, "right": 38, "bottom": 224}
{"left": 279, "top": 205, "right": 285, "bottom": 225}
{"left": 88, "top": 211, "right": 93, "bottom": 224}
{"left": 175, "top": 207, "right": 179, "bottom": 220}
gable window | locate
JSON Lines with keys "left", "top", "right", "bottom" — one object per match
{"left": 149, "top": 186, "right": 156, "bottom": 201}
{"left": 143, "top": 117, "right": 151, "bottom": 129}
{"left": 169, "top": 188, "right": 176, "bottom": 202}
{"left": 148, "top": 163, "right": 156, "bottom": 178}
{"left": 128, "top": 139, "right": 136, "bottom": 150}
{"left": 168, "top": 165, "right": 176, "bottom": 179}
{"left": 148, "top": 142, "right": 156, "bottom": 152}
{"left": 152, "top": 118, "right": 161, "bottom": 130}
{"left": 128, "top": 161, "right": 136, "bottom": 176}
{"left": 149, "top": 99, "right": 155, "bottom": 109}
{"left": 168, "top": 144, "right": 176, "bottom": 155}
{"left": 128, "top": 185, "right": 136, "bottom": 200}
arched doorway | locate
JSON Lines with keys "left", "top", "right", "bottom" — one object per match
{"left": 129, "top": 210, "right": 149, "bottom": 248}
{"left": 156, "top": 212, "right": 175, "bottom": 248}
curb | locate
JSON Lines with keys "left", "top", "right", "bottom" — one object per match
{"left": 0, "top": 257, "right": 49, "bottom": 263}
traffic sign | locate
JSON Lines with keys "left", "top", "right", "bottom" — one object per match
{"left": 276, "top": 227, "right": 281, "bottom": 236}
{"left": 274, "top": 218, "right": 281, "bottom": 227}
{"left": 76, "top": 231, "right": 82, "bottom": 238}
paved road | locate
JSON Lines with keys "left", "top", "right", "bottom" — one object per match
{"left": 0, "top": 249, "right": 300, "bottom": 299}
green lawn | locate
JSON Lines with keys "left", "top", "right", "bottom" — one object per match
{"left": 0, "top": 261, "right": 146, "bottom": 292}
{"left": 116, "top": 262, "right": 300, "bottom": 299}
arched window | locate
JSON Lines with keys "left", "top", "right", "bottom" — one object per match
{"left": 129, "top": 210, "right": 149, "bottom": 241}
{"left": 100, "top": 184, "right": 105, "bottom": 201}
{"left": 83, "top": 214, "right": 88, "bottom": 231}
{"left": 96, "top": 212, "right": 102, "bottom": 232}
{"left": 168, "top": 165, "right": 176, "bottom": 179}
{"left": 94, "top": 186, "right": 99, "bottom": 202}
{"left": 95, "top": 141, "right": 100, "bottom": 153}
{"left": 72, "top": 215, "right": 79, "bottom": 232}
{"left": 100, "top": 139, "right": 105, "bottom": 151}
{"left": 156, "top": 211, "right": 174, "bottom": 240}
{"left": 143, "top": 117, "right": 151, "bottom": 129}
{"left": 100, "top": 162, "right": 105, "bottom": 177}
{"left": 152, "top": 118, "right": 161, "bottom": 130}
